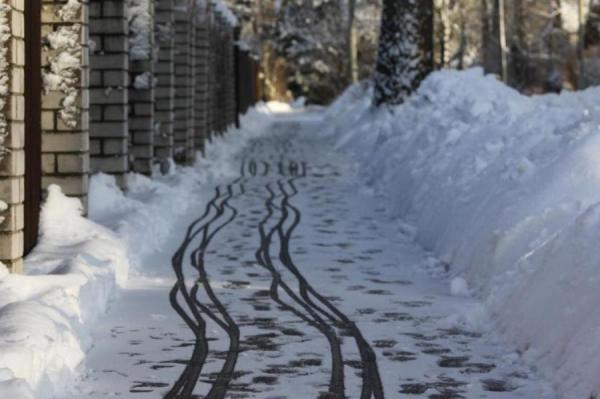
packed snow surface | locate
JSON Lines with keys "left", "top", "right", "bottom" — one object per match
{"left": 318, "top": 68, "right": 600, "bottom": 398}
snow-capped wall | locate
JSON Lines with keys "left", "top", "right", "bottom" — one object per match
{"left": 320, "top": 69, "right": 600, "bottom": 398}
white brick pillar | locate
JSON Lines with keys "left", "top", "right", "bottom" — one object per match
{"left": 89, "top": 0, "right": 129, "bottom": 187}
{"left": 128, "top": 0, "right": 155, "bottom": 175}
{"left": 194, "top": 8, "right": 209, "bottom": 154}
{"left": 0, "top": 1, "right": 26, "bottom": 272}
{"left": 153, "top": 0, "right": 174, "bottom": 161}
{"left": 223, "top": 18, "right": 236, "bottom": 129}
{"left": 173, "top": 1, "right": 192, "bottom": 163}
{"left": 186, "top": 7, "right": 196, "bottom": 164}
{"left": 207, "top": 6, "right": 217, "bottom": 138}
{"left": 41, "top": 0, "right": 90, "bottom": 204}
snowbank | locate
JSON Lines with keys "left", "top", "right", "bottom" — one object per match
{"left": 0, "top": 105, "right": 275, "bottom": 398}
{"left": 0, "top": 186, "right": 127, "bottom": 399}
{"left": 320, "top": 68, "right": 600, "bottom": 398}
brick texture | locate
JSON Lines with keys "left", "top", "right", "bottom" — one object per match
{"left": 41, "top": 0, "right": 90, "bottom": 202}
{"left": 89, "top": 0, "right": 129, "bottom": 186}
{"left": 173, "top": 1, "right": 193, "bottom": 164}
{"left": 129, "top": 1, "right": 155, "bottom": 175}
{"left": 153, "top": 0, "right": 175, "bottom": 161}
{"left": 0, "top": 1, "right": 26, "bottom": 272}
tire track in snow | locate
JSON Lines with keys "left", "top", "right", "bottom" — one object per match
{"left": 277, "top": 178, "right": 385, "bottom": 399}
{"left": 255, "top": 178, "right": 346, "bottom": 398}
{"left": 165, "top": 164, "right": 247, "bottom": 399}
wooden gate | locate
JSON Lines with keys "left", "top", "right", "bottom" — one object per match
{"left": 24, "top": 0, "right": 42, "bottom": 255}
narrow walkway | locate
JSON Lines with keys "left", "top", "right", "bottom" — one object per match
{"left": 59, "top": 120, "right": 555, "bottom": 398}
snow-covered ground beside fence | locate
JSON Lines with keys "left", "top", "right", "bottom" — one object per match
{"left": 317, "top": 68, "right": 600, "bottom": 398}
{"left": 0, "top": 104, "right": 278, "bottom": 399}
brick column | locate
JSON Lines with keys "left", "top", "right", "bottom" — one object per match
{"left": 223, "top": 20, "right": 236, "bottom": 128}
{"left": 128, "top": 0, "right": 155, "bottom": 175}
{"left": 41, "top": 0, "right": 90, "bottom": 205}
{"left": 207, "top": 8, "right": 217, "bottom": 138}
{"left": 153, "top": 0, "right": 174, "bottom": 161}
{"left": 194, "top": 9, "right": 209, "bottom": 154}
{"left": 173, "top": 2, "right": 192, "bottom": 163}
{"left": 185, "top": 8, "right": 196, "bottom": 164}
{"left": 89, "top": 0, "right": 129, "bottom": 187}
{"left": 0, "top": 2, "right": 25, "bottom": 272}
{"left": 215, "top": 15, "right": 226, "bottom": 134}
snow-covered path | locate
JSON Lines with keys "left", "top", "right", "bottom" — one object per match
{"left": 58, "top": 119, "right": 556, "bottom": 399}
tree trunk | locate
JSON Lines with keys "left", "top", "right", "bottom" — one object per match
{"left": 498, "top": 0, "right": 508, "bottom": 82}
{"left": 373, "top": 0, "right": 434, "bottom": 106}
{"left": 347, "top": 0, "right": 358, "bottom": 83}
{"left": 481, "top": 0, "right": 502, "bottom": 76}
{"left": 577, "top": 0, "right": 585, "bottom": 88}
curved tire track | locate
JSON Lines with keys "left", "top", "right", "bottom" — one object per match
{"left": 274, "top": 175, "right": 385, "bottom": 399}
{"left": 255, "top": 180, "right": 346, "bottom": 398}
{"left": 165, "top": 169, "right": 246, "bottom": 399}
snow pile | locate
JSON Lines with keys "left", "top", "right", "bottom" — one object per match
{"left": 320, "top": 68, "right": 600, "bottom": 398}
{"left": 0, "top": 186, "right": 128, "bottom": 399}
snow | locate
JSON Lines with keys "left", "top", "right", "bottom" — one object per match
{"left": 0, "top": 185, "right": 127, "bottom": 399}
{"left": 42, "top": 2, "right": 83, "bottom": 128}
{"left": 127, "top": 0, "right": 153, "bottom": 61}
{"left": 450, "top": 277, "right": 470, "bottom": 297}
{"left": 54, "top": 109, "right": 556, "bottom": 399}
{"left": 317, "top": 67, "right": 600, "bottom": 398}
{"left": 132, "top": 71, "right": 154, "bottom": 90}
{"left": 0, "top": 104, "right": 277, "bottom": 399}
{"left": 211, "top": 0, "right": 238, "bottom": 27}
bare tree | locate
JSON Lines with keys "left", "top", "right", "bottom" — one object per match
{"left": 373, "top": 0, "right": 434, "bottom": 106}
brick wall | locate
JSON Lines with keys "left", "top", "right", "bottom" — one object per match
{"left": 2, "top": 0, "right": 253, "bottom": 273}
{"left": 89, "top": 0, "right": 129, "bottom": 187}
{"left": 41, "top": 0, "right": 90, "bottom": 204}
{"left": 0, "top": 1, "right": 26, "bottom": 272}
